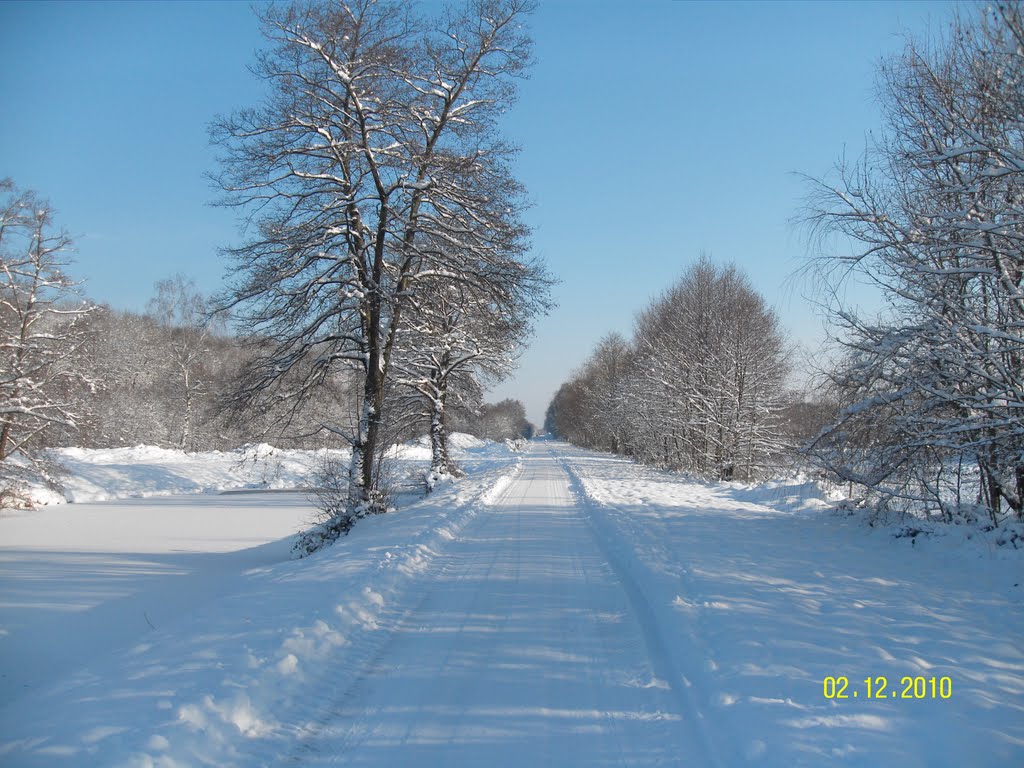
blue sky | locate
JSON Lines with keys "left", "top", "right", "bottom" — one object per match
{"left": 0, "top": 0, "right": 956, "bottom": 426}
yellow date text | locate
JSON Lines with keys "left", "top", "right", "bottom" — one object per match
{"left": 822, "top": 676, "right": 952, "bottom": 700}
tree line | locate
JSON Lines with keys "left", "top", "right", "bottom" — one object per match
{"left": 800, "top": 2, "right": 1024, "bottom": 525}
{"left": 548, "top": 3, "right": 1024, "bottom": 527}
{"left": 0, "top": 199, "right": 536, "bottom": 509}
{"left": 545, "top": 259, "right": 794, "bottom": 481}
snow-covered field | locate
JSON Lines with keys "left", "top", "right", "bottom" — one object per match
{"left": 1, "top": 439, "right": 1021, "bottom": 766}
{"left": 26, "top": 443, "right": 349, "bottom": 506}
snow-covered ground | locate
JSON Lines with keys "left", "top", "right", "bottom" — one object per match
{"left": 1, "top": 439, "right": 1021, "bottom": 766}
{"left": 556, "top": 443, "right": 1023, "bottom": 766}
{"left": 23, "top": 443, "right": 348, "bottom": 506}
{"left": 0, "top": 434, "right": 515, "bottom": 763}
{"left": 23, "top": 434, "right": 495, "bottom": 506}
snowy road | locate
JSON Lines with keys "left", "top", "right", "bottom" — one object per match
{"left": 288, "top": 448, "right": 704, "bottom": 766}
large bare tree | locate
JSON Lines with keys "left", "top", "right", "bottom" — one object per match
{"left": 212, "top": 0, "right": 539, "bottom": 537}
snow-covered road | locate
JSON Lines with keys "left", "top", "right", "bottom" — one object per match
{"left": 288, "top": 447, "right": 705, "bottom": 766}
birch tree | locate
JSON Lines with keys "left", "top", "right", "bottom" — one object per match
{"left": 147, "top": 275, "right": 218, "bottom": 450}
{"left": 213, "top": 0, "right": 538, "bottom": 539}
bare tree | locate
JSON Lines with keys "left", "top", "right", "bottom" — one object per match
{"left": 557, "top": 333, "right": 633, "bottom": 454}
{"left": 801, "top": 2, "right": 1024, "bottom": 523}
{"left": 66, "top": 307, "right": 162, "bottom": 448}
{"left": 146, "top": 274, "right": 219, "bottom": 450}
{"left": 212, "top": 0, "right": 539, "bottom": 539}
{"left": 0, "top": 180, "right": 93, "bottom": 501}
{"left": 453, "top": 397, "right": 532, "bottom": 442}
{"left": 392, "top": 286, "right": 493, "bottom": 479}
{"left": 392, "top": 252, "right": 548, "bottom": 481}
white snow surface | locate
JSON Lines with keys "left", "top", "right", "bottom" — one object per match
{"left": 35, "top": 443, "right": 351, "bottom": 505}
{"left": 0, "top": 439, "right": 1021, "bottom": 767}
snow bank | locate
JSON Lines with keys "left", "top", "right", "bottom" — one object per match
{"left": 448, "top": 432, "right": 487, "bottom": 449}
{"left": 32, "top": 443, "right": 347, "bottom": 505}
{"left": 385, "top": 432, "right": 497, "bottom": 463}
{"left": 18, "top": 433, "right": 500, "bottom": 507}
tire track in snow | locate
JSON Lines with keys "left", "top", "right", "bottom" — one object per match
{"left": 557, "top": 453, "right": 726, "bottom": 768}
{"left": 283, "top": 449, "right": 702, "bottom": 766}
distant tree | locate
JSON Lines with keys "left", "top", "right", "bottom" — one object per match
{"left": 635, "top": 259, "right": 789, "bottom": 478}
{"left": 0, "top": 180, "right": 93, "bottom": 500}
{"left": 213, "top": 0, "right": 540, "bottom": 542}
{"left": 548, "top": 259, "right": 789, "bottom": 481}
{"left": 66, "top": 307, "right": 207, "bottom": 450}
{"left": 574, "top": 333, "right": 634, "bottom": 454}
{"left": 66, "top": 307, "right": 162, "bottom": 448}
{"left": 542, "top": 396, "right": 558, "bottom": 437}
{"left": 454, "top": 397, "right": 532, "bottom": 442}
{"left": 545, "top": 380, "right": 585, "bottom": 442}
{"left": 146, "top": 274, "right": 219, "bottom": 450}
{"left": 70, "top": 303, "right": 262, "bottom": 452}
{"left": 777, "top": 390, "right": 839, "bottom": 453}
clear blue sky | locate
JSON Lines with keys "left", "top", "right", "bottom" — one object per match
{"left": 0, "top": 0, "right": 956, "bottom": 427}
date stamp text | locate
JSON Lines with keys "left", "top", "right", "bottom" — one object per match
{"left": 823, "top": 676, "right": 952, "bottom": 700}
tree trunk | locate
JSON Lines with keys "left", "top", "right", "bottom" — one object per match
{"left": 179, "top": 368, "right": 192, "bottom": 451}
{"left": 0, "top": 422, "right": 11, "bottom": 462}
{"left": 349, "top": 365, "right": 386, "bottom": 513}
{"left": 1014, "top": 462, "right": 1024, "bottom": 519}
{"left": 430, "top": 405, "right": 452, "bottom": 474}
{"left": 350, "top": 217, "right": 390, "bottom": 514}
{"left": 348, "top": 397, "right": 370, "bottom": 509}
{"left": 427, "top": 369, "right": 462, "bottom": 479}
